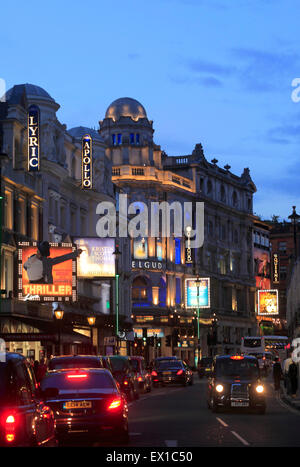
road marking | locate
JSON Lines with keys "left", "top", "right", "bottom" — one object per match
{"left": 231, "top": 431, "right": 250, "bottom": 446}
{"left": 165, "top": 440, "right": 178, "bottom": 447}
{"left": 216, "top": 417, "right": 228, "bottom": 427}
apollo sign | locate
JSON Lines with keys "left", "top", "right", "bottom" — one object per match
{"left": 82, "top": 134, "right": 92, "bottom": 189}
{"left": 27, "top": 105, "right": 40, "bottom": 171}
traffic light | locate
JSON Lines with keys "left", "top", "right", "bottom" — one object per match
{"left": 157, "top": 337, "right": 161, "bottom": 348}
{"left": 143, "top": 328, "right": 147, "bottom": 342}
{"left": 166, "top": 335, "right": 171, "bottom": 347}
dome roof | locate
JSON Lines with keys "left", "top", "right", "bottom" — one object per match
{"left": 105, "top": 97, "right": 147, "bottom": 121}
{"left": 68, "top": 126, "right": 104, "bottom": 142}
{"left": 4, "top": 83, "right": 55, "bottom": 105}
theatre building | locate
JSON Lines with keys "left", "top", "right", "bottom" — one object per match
{"left": 99, "top": 97, "right": 258, "bottom": 363}
{"left": 0, "top": 84, "right": 131, "bottom": 359}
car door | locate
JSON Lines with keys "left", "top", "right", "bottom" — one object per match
{"left": 24, "top": 361, "right": 54, "bottom": 445}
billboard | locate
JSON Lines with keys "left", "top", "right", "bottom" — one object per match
{"left": 257, "top": 289, "right": 279, "bottom": 316}
{"left": 73, "top": 237, "right": 115, "bottom": 278}
{"left": 185, "top": 278, "right": 210, "bottom": 309}
{"left": 133, "top": 237, "right": 148, "bottom": 260}
{"left": 18, "top": 242, "right": 77, "bottom": 302}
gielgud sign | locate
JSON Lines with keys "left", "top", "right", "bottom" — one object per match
{"left": 18, "top": 241, "right": 81, "bottom": 302}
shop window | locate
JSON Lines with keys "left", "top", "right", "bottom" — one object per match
{"left": 132, "top": 277, "right": 149, "bottom": 301}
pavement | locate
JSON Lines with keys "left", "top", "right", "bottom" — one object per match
{"left": 280, "top": 380, "right": 300, "bottom": 411}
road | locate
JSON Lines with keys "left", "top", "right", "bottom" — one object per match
{"left": 63, "top": 375, "right": 300, "bottom": 447}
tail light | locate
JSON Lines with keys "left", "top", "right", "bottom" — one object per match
{"left": 177, "top": 369, "right": 184, "bottom": 375}
{"left": 66, "top": 373, "right": 88, "bottom": 379}
{"left": 3, "top": 413, "right": 16, "bottom": 443}
{"left": 123, "top": 380, "right": 129, "bottom": 385}
{"left": 138, "top": 376, "right": 143, "bottom": 382}
{"left": 230, "top": 356, "right": 244, "bottom": 360}
{"left": 151, "top": 370, "right": 158, "bottom": 376}
{"left": 108, "top": 398, "right": 122, "bottom": 410}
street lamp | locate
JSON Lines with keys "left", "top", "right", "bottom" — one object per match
{"left": 288, "top": 206, "right": 300, "bottom": 259}
{"left": 54, "top": 307, "right": 64, "bottom": 355}
{"left": 113, "top": 243, "right": 121, "bottom": 355}
{"left": 87, "top": 315, "right": 96, "bottom": 352}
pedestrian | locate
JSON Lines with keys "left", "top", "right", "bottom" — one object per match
{"left": 283, "top": 353, "right": 293, "bottom": 394}
{"left": 288, "top": 360, "right": 298, "bottom": 398}
{"left": 33, "top": 360, "right": 40, "bottom": 379}
{"left": 272, "top": 357, "right": 282, "bottom": 391}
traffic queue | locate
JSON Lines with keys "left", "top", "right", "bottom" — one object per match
{"left": 0, "top": 352, "right": 194, "bottom": 447}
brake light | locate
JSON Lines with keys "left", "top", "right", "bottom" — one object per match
{"left": 67, "top": 373, "right": 88, "bottom": 379}
{"left": 138, "top": 377, "right": 143, "bottom": 382}
{"left": 123, "top": 380, "right": 128, "bottom": 385}
{"left": 4, "top": 413, "right": 16, "bottom": 443}
{"left": 108, "top": 398, "right": 122, "bottom": 410}
{"left": 230, "top": 356, "right": 244, "bottom": 360}
{"left": 177, "top": 369, "right": 184, "bottom": 375}
{"left": 151, "top": 371, "right": 157, "bottom": 376}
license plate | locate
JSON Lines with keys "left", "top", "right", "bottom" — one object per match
{"left": 231, "top": 401, "right": 249, "bottom": 407}
{"left": 163, "top": 371, "right": 172, "bottom": 375}
{"left": 63, "top": 401, "right": 92, "bottom": 409}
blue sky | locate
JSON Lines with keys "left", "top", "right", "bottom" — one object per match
{"left": 1, "top": 0, "right": 300, "bottom": 220}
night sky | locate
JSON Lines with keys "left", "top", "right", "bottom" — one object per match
{"left": 1, "top": 0, "right": 300, "bottom": 220}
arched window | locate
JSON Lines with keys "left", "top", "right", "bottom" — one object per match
{"left": 232, "top": 191, "right": 238, "bottom": 207}
{"left": 132, "top": 277, "right": 149, "bottom": 301}
{"left": 220, "top": 185, "right": 226, "bottom": 202}
{"left": 207, "top": 180, "right": 212, "bottom": 195}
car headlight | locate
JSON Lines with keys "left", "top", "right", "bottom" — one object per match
{"left": 256, "top": 385, "right": 264, "bottom": 393}
{"left": 215, "top": 384, "right": 224, "bottom": 393}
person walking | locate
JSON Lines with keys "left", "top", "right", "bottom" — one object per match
{"left": 272, "top": 357, "right": 282, "bottom": 391}
{"left": 288, "top": 360, "right": 298, "bottom": 398}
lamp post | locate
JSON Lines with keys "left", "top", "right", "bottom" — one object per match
{"left": 194, "top": 278, "right": 201, "bottom": 367}
{"left": 54, "top": 308, "right": 64, "bottom": 355}
{"left": 288, "top": 206, "right": 300, "bottom": 259}
{"left": 87, "top": 315, "right": 96, "bottom": 352}
{"left": 113, "top": 243, "right": 121, "bottom": 355}
{"left": 0, "top": 151, "right": 9, "bottom": 312}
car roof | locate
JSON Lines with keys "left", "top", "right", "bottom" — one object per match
{"left": 216, "top": 355, "right": 257, "bottom": 360}
{"left": 50, "top": 355, "right": 101, "bottom": 360}
{"left": 130, "top": 356, "right": 144, "bottom": 360}
{"left": 155, "top": 356, "right": 178, "bottom": 360}
{"left": 0, "top": 352, "right": 26, "bottom": 363}
{"left": 46, "top": 368, "right": 110, "bottom": 376}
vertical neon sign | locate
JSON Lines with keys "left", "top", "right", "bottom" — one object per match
{"left": 27, "top": 105, "right": 40, "bottom": 171}
{"left": 82, "top": 134, "right": 92, "bottom": 189}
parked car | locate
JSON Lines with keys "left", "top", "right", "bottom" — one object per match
{"left": 0, "top": 352, "right": 56, "bottom": 447}
{"left": 207, "top": 355, "right": 266, "bottom": 414}
{"left": 40, "top": 368, "right": 129, "bottom": 444}
{"left": 130, "top": 356, "right": 152, "bottom": 393}
{"left": 48, "top": 355, "right": 104, "bottom": 371}
{"left": 151, "top": 359, "right": 193, "bottom": 387}
{"left": 109, "top": 356, "right": 139, "bottom": 401}
{"left": 198, "top": 357, "right": 213, "bottom": 378}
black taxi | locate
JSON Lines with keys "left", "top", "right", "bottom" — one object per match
{"left": 207, "top": 355, "right": 266, "bottom": 414}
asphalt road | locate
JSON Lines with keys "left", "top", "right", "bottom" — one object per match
{"left": 62, "top": 375, "right": 300, "bottom": 447}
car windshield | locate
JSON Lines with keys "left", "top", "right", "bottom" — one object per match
{"left": 156, "top": 361, "right": 183, "bottom": 370}
{"left": 40, "top": 372, "right": 115, "bottom": 394}
{"left": 216, "top": 359, "right": 259, "bottom": 378}
{"left": 109, "top": 358, "right": 128, "bottom": 372}
{"left": 49, "top": 358, "right": 102, "bottom": 370}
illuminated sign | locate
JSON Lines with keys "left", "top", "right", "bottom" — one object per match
{"left": 18, "top": 242, "right": 77, "bottom": 302}
{"left": 134, "top": 328, "right": 165, "bottom": 338}
{"left": 82, "top": 134, "right": 92, "bottom": 189}
{"left": 185, "top": 229, "right": 193, "bottom": 264}
{"left": 27, "top": 105, "right": 40, "bottom": 171}
{"left": 131, "top": 260, "right": 163, "bottom": 270}
{"left": 272, "top": 253, "right": 280, "bottom": 284}
{"left": 73, "top": 237, "right": 115, "bottom": 277}
{"left": 185, "top": 278, "right": 210, "bottom": 309}
{"left": 257, "top": 289, "right": 279, "bottom": 316}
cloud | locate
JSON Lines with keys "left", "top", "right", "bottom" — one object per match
{"left": 169, "top": 73, "right": 223, "bottom": 87}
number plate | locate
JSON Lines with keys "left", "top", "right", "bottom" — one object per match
{"left": 63, "top": 400, "right": 92, "bottom": 409}
{"left": 163, "top": 371, "right": 172, "bottom": 375}
{"left": 231, "top": 401, "right": 249, "bottom": 407}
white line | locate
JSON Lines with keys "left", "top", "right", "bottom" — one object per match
{"left": 231, "top": 431, "right": 250, "bottom": 446}
{"left": 216, "top": 417, "right": 228, "bottom": 427}
{"left": 165, "top": 440, "right": 178, "bottom": 447}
